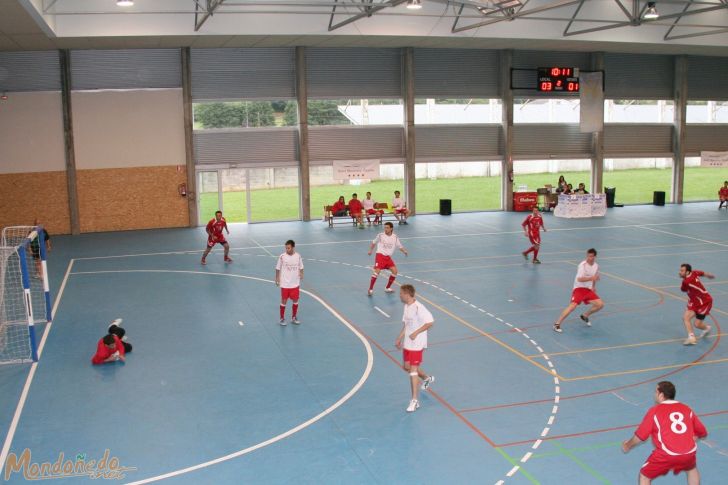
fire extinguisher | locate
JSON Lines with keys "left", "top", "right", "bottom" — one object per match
{"left": 508, "top": 170, "right": 514, "bottom": 183}
{"left": 178, "top": 183, "right": 187, "bottom": 197}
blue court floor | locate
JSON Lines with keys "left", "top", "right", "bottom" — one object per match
{"left": 1, "top": 203, "right": 727, "bottom": 484}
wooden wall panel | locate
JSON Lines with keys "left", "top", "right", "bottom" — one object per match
{"left": 0, "top": 171, "right": 71, "bottom": 234}
{"left": 77, "top": 165, "right": 189, "bottom": 233}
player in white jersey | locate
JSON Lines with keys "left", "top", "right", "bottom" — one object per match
{"left": 368, "top": 222, "right": 408, "bottom": 296}
{"left": 362, "top": 191, "right": 384, "bottom": 225}
{"left": 554, "top": 248, "right": 604, "bottom": 333}
{"left": 392, "top": 190, "right": 409, "bottom": 224}
{"left": 275, "top": 239, "right": 304, "bottom": 326}
{"left": 395, "top": 284, "right": 435, "bottom": 413}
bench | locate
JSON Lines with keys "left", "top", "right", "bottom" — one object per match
{"left": 372, "top": 202, "right": 399, "bottom": 225}
{"left": 323, "top": 205, "right": 359, "bottom": 228}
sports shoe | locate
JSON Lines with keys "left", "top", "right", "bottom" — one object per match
{"left": 683, "top": 335, "right": 697, "bottom": 345}
{"left": 553, "top": 324, "right": 562, "bottom": 333}
{"left": 421, "top": 375, "right": 435, "bottom": 391}
{"left": 200, "top": 258, "right": 206, "bottom": 265}
{"left": 580, "top": 314, "right": 592, "bottom": 327}
{"left": 109, "top": 318, "right": 123, "bottom": 328}
{"left": 291, "top": 317, "right": 300, "bottom": 325}
{"left": 402, "top": 221, "right": 408, "bottom": 225}
{"left": 699, "top": 325, "right": 712, "bottom": 339}
{"left": 406, "top": 399, "right": 420, "bottom": 413}
{"left": 368, "top": 289, "right": 373, "bottom": 296}
{"left": 533, "top": 259, "right": 541, "bottom": 264}
{"left": 279, "top": 318, "right": 287, "bottom": 326}
{"left": 359, "top": 224, "right": 365, "bottom": 229}
{"left": 522, "top": 252, "right": 528, "bottom": 261}
{"left": 224, "top": 257, "right": 233, "bottom": 263}
{"left": 384, "top": 287, "right": 394, "bottom": 293}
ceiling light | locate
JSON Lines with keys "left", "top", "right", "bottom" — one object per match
{"left": 406, "top": 0, "right": 422, "bottom": 10}
{"left": 644, "top": 2, "right": 659, "bottom": 19}
{"left": 116, "top": 0, "right": 134, "bottom": 7}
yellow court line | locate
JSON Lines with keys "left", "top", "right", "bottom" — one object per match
{"left": 559, "top": 357, "right": 728, "bottom": 382}
{"left": 412, "top": 292, "right": 563, "bottom": 380}
{"left": 527, "top": 333, "right": 728, "bottom": 358}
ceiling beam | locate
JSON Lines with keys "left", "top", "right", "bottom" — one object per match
{"left": 328, "top": 0, "right": 408, "bottom": 31}
{"left": 195, "top": 0, "right": 226, "bottom": 32}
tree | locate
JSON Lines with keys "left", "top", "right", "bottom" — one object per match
{"left": 307, "top": 100, "right": 351, "bottom": 125}
{"left": 283, "top": 101, "right": 298, "bottom": 126}
{"left": 243, "top": 102, "right": 276, "bottom": 127}
{"left": 194, "top": 102, "right": 246, "bottom": 128}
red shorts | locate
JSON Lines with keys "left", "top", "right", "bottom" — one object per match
{"left": 366, "top": 209, "right": 383, "bottom": 215}
{"left": 207, "top": 237, "right": 227, "bottom": 248}
{"left": 374, "top": 253, "right": 396, "bottom": 271}
{"left": 528, "top": 233, "right": 541, "bottom": 245}
{"left": 281, "top": 287, "right": 300, "bottom": 301}
{"left": 395, "top": 208, "right": 408, "bottom": 214}
{"left": 687, "top": 298, "right": 712, "bottom": 317}
{"left": 403, "top": 349, "right": 423, "bottom": 366}
{"left": 641, "top": 451, "right": 696, "bottom": 479}
{"left": 571, "top": 287, "right": 600, "bottom": 305}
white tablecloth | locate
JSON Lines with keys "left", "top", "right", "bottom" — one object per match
{"left": 554, "top": 194, "right": 607, "bottom": 218}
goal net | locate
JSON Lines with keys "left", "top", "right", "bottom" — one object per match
{"left": 0, "top": 226, "right": 52, "bottom": 364}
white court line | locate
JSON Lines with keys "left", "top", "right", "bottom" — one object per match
{"left": 373, "top": 306, "right": 391, "bottom": 319}
{"left": 638, "top": 225, "right": 728, "bottom": 248}
{"left": 0, "top": 259, "right": 75, "bottom": 472}
{"left": 65, "top": 269, "right": 373, "bottom": 485}
{"left": 71, "top": 219, "right": 727, "bottom": 262}
{"left": 250, "top": 237, "right": 276, "bottom": 257}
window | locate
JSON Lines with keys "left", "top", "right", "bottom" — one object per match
{"left": 307, "top": 99, "right": 403, "bottom": 126}
{"left": 193, "top": 100, "right": 297, "bottom": 129}
{"left": 414, "top": 99, "right": 502, "bottom": 124}
{"left": 683, "top": 157, "right": 728, "bottom": 202}
{"left": 249, "top": 167, "right": 300, "bottom": 222}
{"left": 604, "top": 100, "right": 674, "bottom": 123}
{"left": 686, "top": 101, "right": 728, "bottom": 123}
{"left": 415, "top": 161, "right": 502, "bottom": 212}
{"left": 603, "top": 158, "right": 673, "bottom": 204}
{"left": 513, "top": 159, "right": 591, "bottom": 194}
{"left": 514, "top": 98, "right": 580, "bottom": 123}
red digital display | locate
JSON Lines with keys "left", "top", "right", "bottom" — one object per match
{"left": 537, "top": 67, "right": 579, "bottom": 93}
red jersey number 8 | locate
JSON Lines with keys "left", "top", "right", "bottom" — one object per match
{"left": 669, "top": 412, "right": 687, "bottom": 434}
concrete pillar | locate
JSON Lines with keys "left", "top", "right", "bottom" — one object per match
{"left": 296, "top": 47, "right": 312, "bottom": 220}
{"left": 500, "top": 50, "right": 514, "bottom": 211}
{"left": 59, "top": 50, "right": 80, "bottom": 235}
{"left": 672, "top": 56, "right": 688, "bottom": 204}
{"left": 181, "top": 48, "right": 198, "bottom": 226}
{"left": 590, "top": 52, "right": 605, "bottom": 194}
{"left": 403, "top": 47, "right": 416, "bottom": 215}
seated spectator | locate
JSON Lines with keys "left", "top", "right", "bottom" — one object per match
{"left": 392, "top": 190, "right": 410, "bottom": 225}
{"left": 555, "top": 175, "right": 568, "bottom": 193}
{"left": 348, "top": 193, "right": 365, "bottom": 229}
{"left": 563, "top": 183, "right": 573, "bottom": 195}
{"left": 719, "top": 180, "right": 728, "bottom": 209}
{"left": 92, "top": 319, "right": 132, "bottom": 365}
{"left": 362, "top": 191, "right": 384, "bottom": 225}
{"left": 575, "top": 183, "right": 589, "bottom": 194}
{"left": 331, "top": 196, "right": 348, "bottom": 217}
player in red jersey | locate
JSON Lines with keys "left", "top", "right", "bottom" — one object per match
{"left": 368, "top": 222, "right": 408, "bottom": 296}
{"left": 553, "top": 248, "right": 604, "bottom": 333}
{"left": 719, "top": 180, "right": 728, "bottom": 209}
{"left": 521, "top": 206, "right": 546, "bottom": 264}
{"left": 679, "top": 264, "right": 715, "bottom": 345}
{"left": 348, "top": 193, "right": 365, "bottom": 229}
{"left": 622, "top": 381, "right": 707, "bottom": 484}
{"left": 201, "top": 210, "right": 232, "bottom": 265}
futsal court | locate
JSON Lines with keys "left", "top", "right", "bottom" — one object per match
{"left": 1, "top": 203, "right": 727, "bottom": 484}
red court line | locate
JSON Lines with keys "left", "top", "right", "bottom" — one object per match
{"left": 496, "top": 409, "right": 728, "bottom": 448}
{"left": 319, "top": 298, "right": 498, "bottom": 448}
{"left": 460, "top": 315, "right": 721, "bottom": 414}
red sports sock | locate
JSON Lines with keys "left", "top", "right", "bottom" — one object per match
{"left": 292, "top": 303, "right": 298, "bottom": 318}
{"left": 533, "top": 247, "right": 539, "bottom": 259}
{"left": 369, "top": 275, "right": 377, "bottom": 291}
{"left": 524, "top": 247, "right": 535, "bottom": 255}
{"left": 279, "top": 304, "right": 285, "bottom": 319}
{"left": 386, "top": 275, "right": 396, "bottom": 288}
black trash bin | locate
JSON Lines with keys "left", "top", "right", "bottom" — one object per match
{"left": 439, "top": 199, "right": 452, "bottom": 216}
{"left": 605, "top": 187, "right": 616, "bottom": 208}
{"left": 653, "top": 191, "right": 666, "bottom": 206}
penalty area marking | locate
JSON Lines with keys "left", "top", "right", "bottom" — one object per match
{"left": 67, "top": 269, "right": 374, "bottom": 485}
{"left": 373, "top": 306, "right": 391, "bottom": 319}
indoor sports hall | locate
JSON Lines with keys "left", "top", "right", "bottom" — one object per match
{"left": 0, "top": 205, "right": 727, "bottom": 484}
{"left": 2, "top": 1, "right": 728, "bottom": 484}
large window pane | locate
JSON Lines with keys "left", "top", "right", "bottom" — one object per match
{"left": 514, "top": 98, "right": 580, "bottom": 123}
{"left": 603, "top": 158, "right": 673, "bottom": 204}
{"left": 220, "top": 169, "right": 248, "bottom": 223}
{"left": 193, "top": 100, "right": 297, "bottom": 129}
{"left": 604, "top": 100, "right": 673, "bottom": 123}
{"left": 308, "top": 99, "right": 403, "bottom": 126}
{"left": 197, "top": 171, "right": 220, "bottom": 225}
{"left": 687, "top": 101, "right": 728, "bottom": 123}
{"left": 310, "top": 164, "right": 405, "bottom": 220}
{"left": 513, "top": 159, "right": 591, "bottom": 194}
{"left": 684, "top": 157, "right": 728, "bottom": 201}
{"left": 249, "top": 167, "right": 300, "bottom": 222}
{"left": 415, "top": 161, "right": 502, "bottom": 212}
{"left": 414, "top": 99, "right": 502, "bottom": 124}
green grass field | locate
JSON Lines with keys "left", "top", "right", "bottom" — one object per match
{"left": 199, "top": 167, "right": 728, "bottom": 222}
